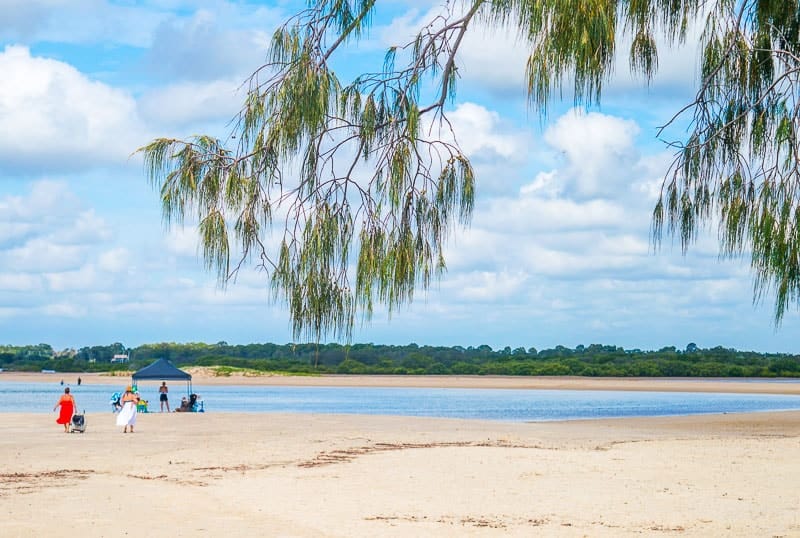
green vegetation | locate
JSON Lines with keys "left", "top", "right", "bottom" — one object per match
{"left": 1, "top": 341, "right": 799, "bottom": 378}
{"left": 140, "top": 0, "right": 800, "bottom": 342}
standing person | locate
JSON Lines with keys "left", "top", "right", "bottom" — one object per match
{"left": 158, "top": 381, "right": 169, "bottom": 412}
{"left": 115, "top": 386, "right": 139, "bottom": 433}
{"left": 53, "top": 387, "right": 76, "bottom": 433}
{"left": 77, "top": 377, "right": 81, "bottom": 386}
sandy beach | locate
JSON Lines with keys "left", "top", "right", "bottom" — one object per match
{"left": 2, "top": 374, "right": 800, "bottom": 537}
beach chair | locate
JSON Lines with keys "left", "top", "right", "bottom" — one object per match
{"left": 176, "top": 394, "right": 203, "bottom": 412}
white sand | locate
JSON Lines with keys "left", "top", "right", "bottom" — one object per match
{"left": 2, "top": 407, "right": 800, "bottom": 537}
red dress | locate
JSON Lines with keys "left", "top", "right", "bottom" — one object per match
{"left": 56, "top": 395, "right": 75, "bottom": 425}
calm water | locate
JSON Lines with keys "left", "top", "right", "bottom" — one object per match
{"left": 4, "top": 380, "right": 800, "bottom": 421}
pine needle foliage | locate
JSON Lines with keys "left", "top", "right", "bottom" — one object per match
{"left": 652, "top": 0, "right": 800, "bottom": 323}
{"left": 140, "top": 0, "right": 799, "bottom": 340}
{"left": 140, "top": 0, "right": 477, "bottom": 342}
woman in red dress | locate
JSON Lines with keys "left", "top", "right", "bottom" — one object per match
{"left": 54, "top": 387, "right": 76, "bottom": 433}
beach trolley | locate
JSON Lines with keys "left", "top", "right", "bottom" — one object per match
{"left": 70, "top": 410, "right": 86, "bottom": 433}
{"left": 131, "top": 358, "right": 194, "bottom": 410}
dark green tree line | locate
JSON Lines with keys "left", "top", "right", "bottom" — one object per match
{"left": 2, "top": 341, "right": 799, "bottom": 378}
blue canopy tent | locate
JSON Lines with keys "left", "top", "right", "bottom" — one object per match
{"left": 131, "top": 358, "right": 192, "bottom": 396}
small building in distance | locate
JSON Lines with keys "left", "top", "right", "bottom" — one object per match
{"left": 111, "top": 353, "right": 130, "bottom": 363}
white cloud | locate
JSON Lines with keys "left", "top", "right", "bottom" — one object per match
{"left": 163, "top": 227, "right": 200, "bottom": 258}
{"left": 51, "top": 210, "right": 112, "bottom": 244}
{"left": 543, "top": 109, "right": 641, "bottom": 200}
{"left": 379, "top": 7, "right": 425, "bottom": 45}
{"left": 106, "top": 300, "right": 167, "bottom": 315}
{"left": 430, "top": 105, "right": 755, "bottom": 337}
{"left": 446, "top": 270, "right": 529, "bottom": 302}
{"left": 0, "top": 181, "right": 77, "bottom": 246}
{"left": 0, "top": 0, "right": 62, "bottom": 40}
{"left": 521, "top": 171, "right": 560, "bottom": 198}
{"left": 421, "top": 101, "right": 534, "bottom": 195}
{"left": 458, "top": 21, "right": 529, "bottom": 97}
{"left": 41, "top": 302, "right": 88, "bottom": 318}
{"left": 0, "top": 180, "right": 115, "bottom": 279}
{"left": 0, "top": 46, "right": 148, "bottom": 173}
{"left": 144, "top": 7, "right": 278, "bottom": 82}
{"left": 44, "top": 266, "right": 99, "bottom": 292}
{"left": 0, "top": 273, "right": 42, "bottom": 292}
{"left": 97, "top": 248, "right": 132, "bottom": 273}
{"left": 0, "top": 180, "right": 79, "bottom": 217}
{"left": 481, "top": 196, "right": 628, "bottom": 234}
{"left": 0, "top": 0, "right": 168, "bottom": 47}
{"left": 139, "top": 78, "right": 245, "bottom": 128}
{"left": 0, "top": 182, "right": 113, "bottom": 260}
{"left": 5, "top": 239, "right": 89, "bottom": 273}
{"left": 0, "top": 179, "right": 261, "bottom": 327}
{"left": 448, "top": 102, "right": 525, "bottom": 160}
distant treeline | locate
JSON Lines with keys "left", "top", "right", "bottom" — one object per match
{"left": 2, "top": 341, "right": 800, "bottom": 377}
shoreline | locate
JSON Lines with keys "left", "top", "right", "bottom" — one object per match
{"left": 2, "top": 370, "right": 799, "bottom": 394}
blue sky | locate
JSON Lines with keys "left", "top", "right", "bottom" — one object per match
{"left": 1, "top": 0, "right": 798, "bottom": 352}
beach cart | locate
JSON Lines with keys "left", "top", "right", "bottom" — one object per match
{"left": 70, "top": 411, "right": 86, "bottom": 433}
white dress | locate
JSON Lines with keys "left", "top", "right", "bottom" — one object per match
{"left": 116, "top": 400, "right": 137, "bottom": 427}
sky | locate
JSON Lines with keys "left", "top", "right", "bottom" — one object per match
{"left": 1, "top": 0, "right": 798, "bottom": 353}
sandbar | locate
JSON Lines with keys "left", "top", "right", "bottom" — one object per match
{"left": 2, "top": 370, "right": 800, "bottom": 394}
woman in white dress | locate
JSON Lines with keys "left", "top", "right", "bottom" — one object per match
{"left": 115, "top": 386, "right": 139, "bottom": 433}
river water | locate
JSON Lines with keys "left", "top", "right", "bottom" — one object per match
{"left": 5, "top": 380, "right": 800, "bottom": 422}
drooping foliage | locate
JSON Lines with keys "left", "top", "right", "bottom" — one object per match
{"left": 141, "top": 0, "right": 478, "bottom": 342}
{"left": 140, "top": 0, "right": 797, "bottom": 341}
{"left": 651, "top": 0, "right": 800, "bottom": 322}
